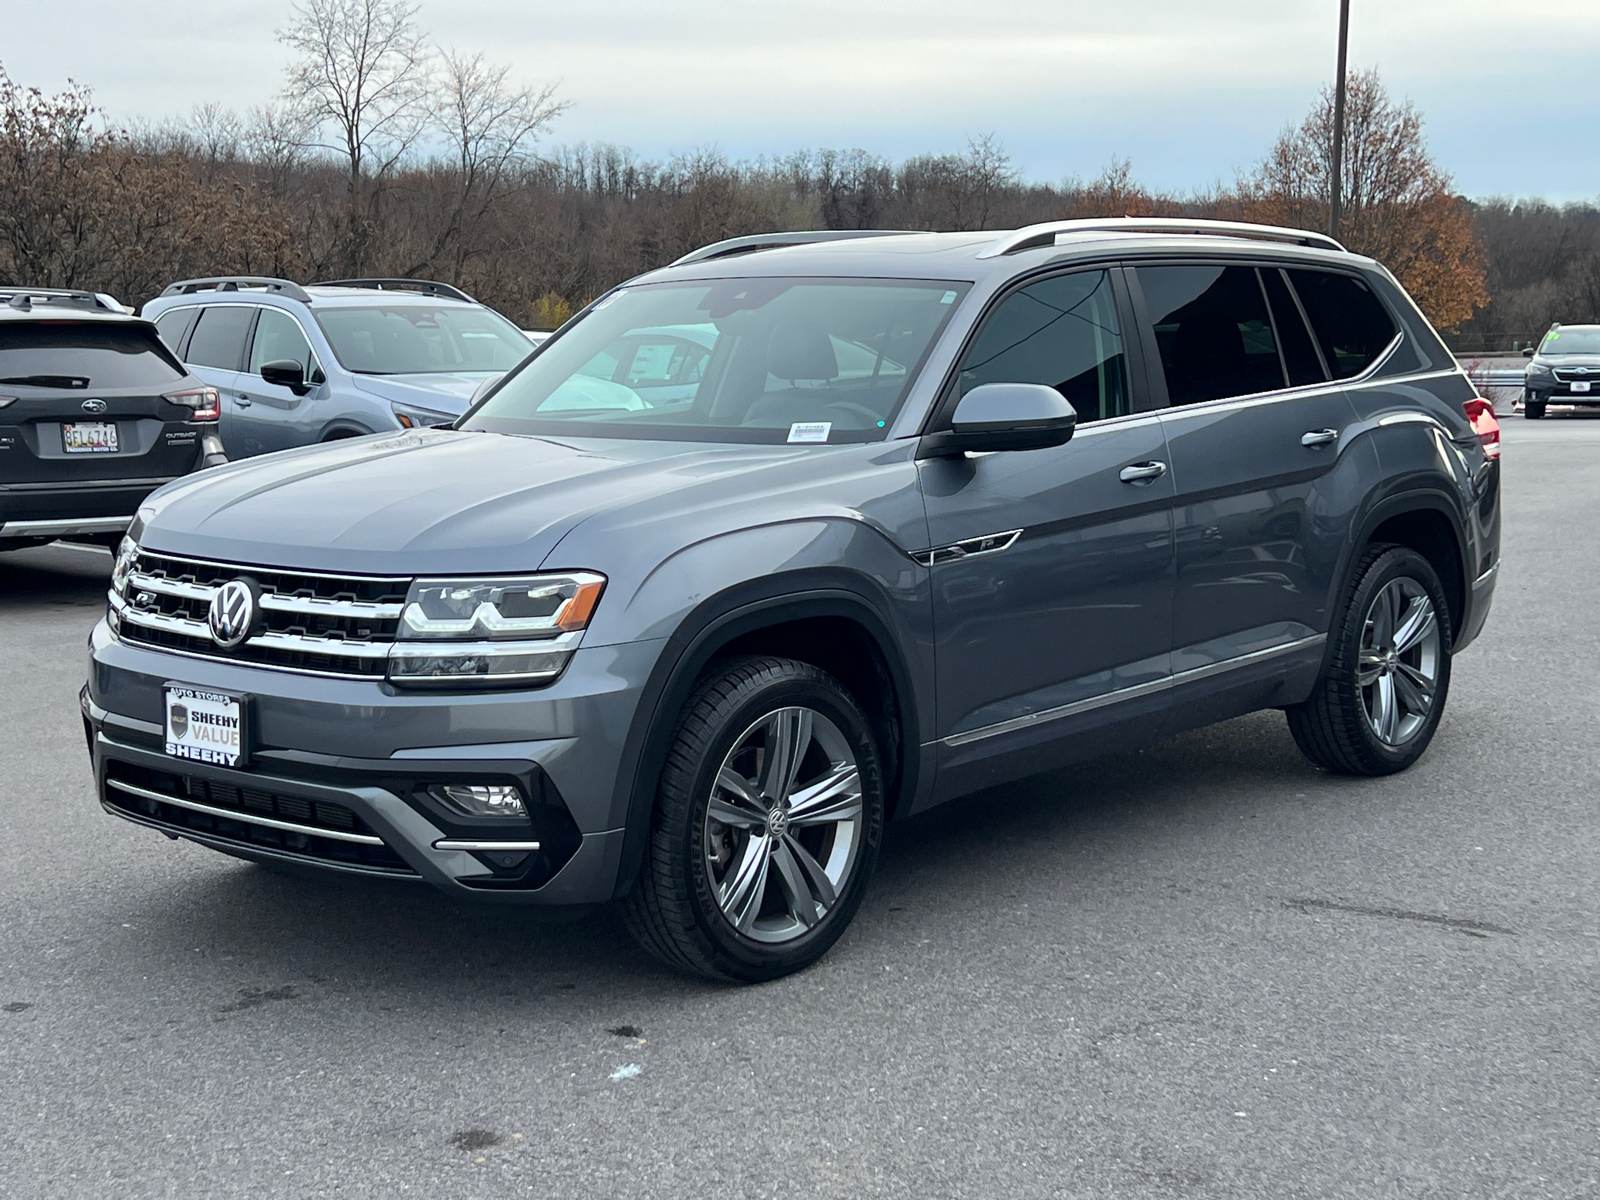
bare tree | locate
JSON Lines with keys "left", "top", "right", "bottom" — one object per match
{"left": 279, "top": 0, "right": 432, "bottom": 272}
{"left": 1243, "top": 70, "right": 1487, "bottom": 329}
{"left": 411, "top": 49, "right": 567, "bottom": 276}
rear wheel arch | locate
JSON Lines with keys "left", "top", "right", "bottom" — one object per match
{"left": 1340, "top": 491, "right": 1469, "bottom": 645}
{"left": 609, "top": 581, "right": 921, "bottom": 900}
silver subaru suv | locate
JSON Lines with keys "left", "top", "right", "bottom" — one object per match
{"left": 86, "top": 221, "right": 1501, "bottom": 981}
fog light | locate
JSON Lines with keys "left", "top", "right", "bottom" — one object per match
{"left": 430, "top": 784, "right": 526, "bottom": 819}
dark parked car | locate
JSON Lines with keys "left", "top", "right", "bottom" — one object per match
{"left": 1521, "top": 323, "right": 1600, "bottom": 418}
{"left": 84, "top": 219, "right": 1501, "bottom": 981}
{"left": 0, "top": 288, "right": 224, "bottom": 553}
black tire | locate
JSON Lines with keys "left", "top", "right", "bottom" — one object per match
{"left": 1525, "top": 400, "right": 1546, "bottom": 419}
{"left": 622, "top": 655, "right": 885, "bottom": 983}
{"left": 1286, "top": 545, "right": 1453, "bottom": 776}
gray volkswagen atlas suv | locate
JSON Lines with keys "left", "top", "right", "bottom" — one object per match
{"left": 84, "top": 219, "right": 1502, "bottom": 981}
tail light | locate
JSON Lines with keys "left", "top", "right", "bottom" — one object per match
{"left": 165, "top": 386, "right": 221, "bottom": 422}
{"left": 1462, "top": 398, "right": 1499, "bottom": 460}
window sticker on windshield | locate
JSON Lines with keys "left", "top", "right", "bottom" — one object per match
{"left": 788, "top": 422, "right": 831, "bottom": 444}
{"left": 940, "top": 290, "right": 958, "bottom": 305}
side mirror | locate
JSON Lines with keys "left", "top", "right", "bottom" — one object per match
{"left": 1522, "top": 347, "right": 1536, "bottom": 358}
{"left": 260, "top": 359, "right": 309, "bottom": 394}
{"left": 469, "top": 372, "right": 506, "bottom": 406}
{"left": 918, "top": 383, "right": 1077, "bottom": 457}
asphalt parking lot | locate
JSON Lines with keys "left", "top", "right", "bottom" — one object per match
{"left": 2, "top": 419, "right": 1597, "bottom": 1200}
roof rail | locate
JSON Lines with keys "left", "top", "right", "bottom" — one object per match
{"left": 315, "top": 278, "right": 476, "bottom": 303}
{"left": 161, "top": 276, "right": 314, "bottom": 303}
{"left": 0, "top": 287, "right": 129, "bottom": 314}
{"left": 671, "top": 230, "right": 914, "bottom": 267}
{"left": 977, "top": 218, "right": 1347, "bottom": 259}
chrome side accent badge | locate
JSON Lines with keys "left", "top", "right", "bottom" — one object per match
{"left": 911, "top": 528, "right": 1022, "bottom": 568}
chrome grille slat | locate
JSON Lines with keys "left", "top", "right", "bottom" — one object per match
{"left": 115, "top": 550, "right": 411, "bottom": 677}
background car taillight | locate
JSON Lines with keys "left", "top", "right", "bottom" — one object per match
{"left": 1463, "top": 398, "right": 1500, "bottom": 460}
{"left": 165, "top": 386, "right": 220, "bottom": 421}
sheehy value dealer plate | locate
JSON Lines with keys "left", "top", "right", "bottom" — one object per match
{"left": 164, "top": 685, "right": 247, "bottom": 767}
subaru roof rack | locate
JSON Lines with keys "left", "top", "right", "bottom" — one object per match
{"left": 161, "top": 276, "right": 314, "bottom": 304}
{"left": 671, "top": 230, "right": 915, "bottom": 267}
{"left": 315, "top": 278, "right": 475, "bottom": 303}
{"left": 977, "top": 218, "right": 1347, "bottom": 259}
{"left": 0, "top": 287, "right": 129, "bottom": 314}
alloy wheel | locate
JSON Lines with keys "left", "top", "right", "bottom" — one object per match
{"left": 1356, "top": 576, "right": 1442, "bottom": 747}
{"left": 702, "top": 706, "right": 864, "bottom": 944}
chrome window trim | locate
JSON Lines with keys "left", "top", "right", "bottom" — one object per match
{"left": 940, "top": 633, "right": 1327, "bottom": 748}
{"left": 105, "top": 777, "right": 386, "bottom": 846}
{"left": 133, "top": 547, "right": 411, "bottom": 587}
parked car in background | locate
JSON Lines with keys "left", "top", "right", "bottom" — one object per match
{"left": 1521, "top": 323, "right": 1600, "bottom": 418}
{"left": 142, "top": 277, "right": 535, "bottom": 458}
{"left": 88, "top": 219, "right": 1499, "bottom": 982}
{"left": 0, "top": 288, "right": 224, "bottom": 553}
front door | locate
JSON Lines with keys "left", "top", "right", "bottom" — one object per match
{"left": 919, "top": 267, "right": 1176, "bottom": 800}
{"left": 1130, "top": 261, "right": 1367, "bottom": 710}
{"left": 234, "top": 308, "right": 327, "bottom": 456}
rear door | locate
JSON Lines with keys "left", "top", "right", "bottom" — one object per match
{"left": 232, "top": 307, "right": 327, "bottom": 455}
{"left": 1129, "top": 260, "right": 1368, "bottom": 716}
{"left": 919, "top": 266, "right": 1176, "bottom": 797}
{"left": 178, "top": 305, "right": 256, "bottom": 455}
{"left": 0, "top": 319, "right": 203, "bottom": 495}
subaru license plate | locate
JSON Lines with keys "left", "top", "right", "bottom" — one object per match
{"left": 164, "top": 685, "right": 246, "bottom": 767}
{"left": 62, "top": 421, "right": 118, "bottom": 453}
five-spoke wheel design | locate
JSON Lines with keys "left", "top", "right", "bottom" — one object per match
{"left": 703, "top": 706, "right": 863, "bottom": 943}
{"left": 1357, "top": 576, "right": 1441, "bottom": 747}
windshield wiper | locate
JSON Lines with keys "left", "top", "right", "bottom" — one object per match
{"left": 0, "top": 374, "right": 91, "bottom": 388}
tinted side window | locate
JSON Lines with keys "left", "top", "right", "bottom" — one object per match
{"left": 184, "top": 306, "right": 256, "bottom": 371}
{"left": 1260, "top": 268, "right": 1327, "bottom": 387}
{"left": 1137, "top": 264, "right": 1285, "bottom": 406}
{"left": 248, "top": 308, "right": 323, "bottom": 381}
{"left": 153, "top": 308, "right": 199, "bottom": 357}
{"left": 1287, "top": 270, "right": 1398, "bottom": 380}
{"left": 958, "top": 269, "right": 1129, "bottom": 423}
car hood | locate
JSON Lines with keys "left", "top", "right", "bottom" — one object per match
{"left": 135, "top": 428, "right": 886, "bottom": 575}
{"left": 349, "top": 371, "right": 501, "bottom": 415}
{"left": 1533, "top": 355, "right": 1600, "bottom": 371}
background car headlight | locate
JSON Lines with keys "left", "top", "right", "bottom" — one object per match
{"left": 391, "top": 401, "right": 454, "bottom": 429}
{"left": 387, "top": 572, "right": 605, "bottom": 687}
{"left": 1525, "top": 362, "right": 1553, "bottom": 379}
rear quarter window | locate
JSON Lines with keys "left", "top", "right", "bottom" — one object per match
{"left": 1287, "top": 270, "right": 1399, "bottom": 379}
{"left": 0, "top": 321, "right": 188, "bottom": 389}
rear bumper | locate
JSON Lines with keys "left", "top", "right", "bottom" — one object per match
{"left": 1455, "top": 561, "right": 1498, "bottom": 653}
{"left": 0, "top": 478, "right": 176, "bottom": 538}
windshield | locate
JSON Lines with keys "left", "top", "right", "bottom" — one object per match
{"left": 462, "top": 277, "right": 969, "bottom": 444}
{"left": 1539, "top": 328, "right": 1600, "bottom": 356}
{"left": 314, "top": 305, "right": 531, "bottom": 374}
{"left": 0, "top": 321, "right": 187, "bottom": 389}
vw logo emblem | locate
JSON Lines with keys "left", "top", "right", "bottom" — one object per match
{"left": 208, "top": 579, "right": 257, "bottom": 648}
{"left": 81, "top": 398, "right": 107, "bottom": 414}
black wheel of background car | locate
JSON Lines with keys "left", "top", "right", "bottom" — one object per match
{"left": 1286, "top": 544, "right": 1453, "bottom": 777}
{"left": 622, "top": 655, "right": 884, "bottom": 983}
{"left": 1524, "top": 400, "right": 1546, "bottom": 419}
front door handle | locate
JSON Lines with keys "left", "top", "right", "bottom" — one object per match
{"left": 1301, "top": 428, "right": 1338, "bottom": 448}
{"left": 235, "top": 395, "right": 252, "bottom": 408}
{"left": 1120, "top": 460, "right": 1168, "bottom": 484}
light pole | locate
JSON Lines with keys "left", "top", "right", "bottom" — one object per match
{"left": 1330, "top": 0, "right": 1350, "bottom": 242}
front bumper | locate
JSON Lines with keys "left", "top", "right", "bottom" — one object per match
{"left": 1525, "top": 385, "right": 1600, "bottom": 406}
{"left": 85, "top": 619, "right": 664, "bottom": 905}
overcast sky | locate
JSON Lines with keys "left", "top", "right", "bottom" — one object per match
{"left": 4, "top": 0, "right": 1596, "bottom": 200}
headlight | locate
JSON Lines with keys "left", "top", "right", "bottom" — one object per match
{"left": 1526, "top": 361, "right": 1553, "bottom": 378}
{"left": 107, "top": 535, "right": 140, "bottom": 634}
{"left": 387, "top": 572, "right": 605, "bottom": 687}
{"left": 391, "top": 401, "right": 454, "bottom": 429}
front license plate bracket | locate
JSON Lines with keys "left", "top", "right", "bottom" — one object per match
{"left": 164, "top": 684, "right": 248, "bottom": 768}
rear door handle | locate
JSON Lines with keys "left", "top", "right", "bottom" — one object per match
{"left": 235, "top": 395, "right": 252, "bottom": 408}
{"left": 1119, "top": 460, "right": 1168, "bottom": 484}
{"left": 1301, "top": 428, "right": 1338, "bottom": 447}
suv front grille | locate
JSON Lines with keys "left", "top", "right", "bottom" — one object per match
{"left": 103, "top": 759, "right": 416, "bottom": 875}
{"left": 112, "top": 549, "right": 410, "bottom": 677}
{"left": 1552, "top": 369, "right": 1597, "bottom": 384}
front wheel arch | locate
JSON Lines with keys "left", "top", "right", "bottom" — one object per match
{"left": 609, "top": 582, "right": 921, "bottom": 901}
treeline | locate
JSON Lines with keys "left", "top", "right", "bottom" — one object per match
{"left": 2, "top": 14, "right": 1594, "bottom": 351}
